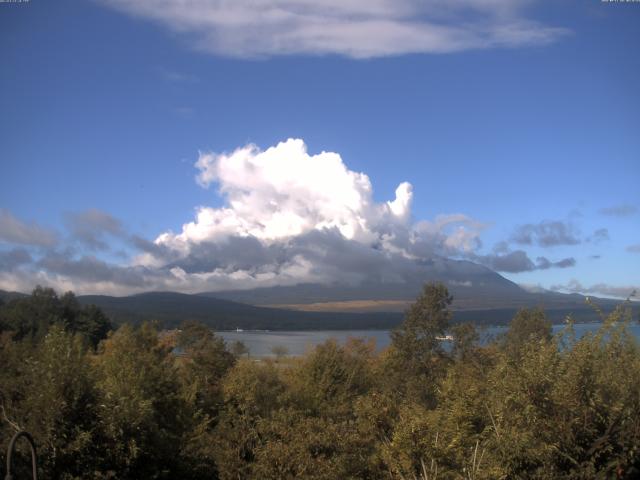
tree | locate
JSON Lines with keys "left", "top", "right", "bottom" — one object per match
{"left": 501, "top": 307, "right": 552, "bottom": 358}
{"left": 0, "top": 326, "right": 100, "bottom": 479}
{"left": 451, "top": 322, "right": 480, "bottom": 362}
{"left": 386, "top": 282, "right": 453, "bottom": 405}
{"left": 271, "top": 345, "right": 289, "bottom": 360}
{"left": 94, "top": 322, "right": 193, "bottom": 478}
{"left": 176, "top": 321, "right": 236, "bottom": 414}
{"left": 0, "top": 286, "right": 62, "bottom": 341}
{"left": 544, "top": 307, "right": 640, "bottom": 478}
{"left": 73, "top": 304, "right": 112, "bottom": 348}
{"left": 290, "top": 338, "right": 374, "bottom": 417}
{"left": 391, "top": 282, "right": 453, "bottom": 359}
{"left": 231, "top": 340, "right": 249, "bottom": 358}
{"left": 215, "top": 341, "right": 379, "bottom": 480}
{"left": 214, "top": 359, "right": 286, "bottom": 479}
{"left": 0, "top": 287, "right": 112, "bottom": 347}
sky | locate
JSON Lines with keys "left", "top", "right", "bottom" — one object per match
{"left": 0, "top": 0, "right": 638, "bottom": 298}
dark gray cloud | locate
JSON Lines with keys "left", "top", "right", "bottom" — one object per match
{"left": 0, "top": 209, "right": 58, "bottom": 247}
{"left": 483, "top": 250, "right": 535, "bottom": 273}
{"left": 290, "top": 229, "right": 420, "bottom": 285}
{"left": 599, "top": 204, "right": 638, "bottom": 217}
{"left": 2, "top": 214, "right": 582, "bottom": 294}
{"left": 37, "top": 251, "right": 154, "bottom": 288}
{"left": 0, "top": 221, "right": 579, "bottom": 294}
{"left": 535, "top": 256, "right": 575, "bottom": 270}
{"left": 511, "top": 220, "right": 580, "bottom": 247}
{"left": 534, "top": 257, "right": 552, "bottom": 270}
{"left": 0, "top": 198, "right": 590, "bottom": 294}
{"left": 627, "top": 244, "right": 640, "bottom": 253}
{"left": 555, "top": 257, "right": 576, "bottom": 268}
{"left": 492, "top": 241, "right": 510, "bottom": 254}
{"left": 0, "top": 204, "right": 583, "bottom": 294}
{"left": 587, "top": 228, "right": 609, "bottom": 244}
{"left": 65, "top": 209, "right": 125, "bottom": 251}
{"left": 167, "top": 236, "right": 287, "bottom": 275}
{"left": 130, "top": 235, "right": 176, "bottom": 259}
{"left": 471, "top": 250, "right": 576, "bottom": 273}
{"left": 161, "top": 228, "right": 498, "bottom": 290}
{"left": 163, "top": 229, "right": 421, "bottom": 287}
{"left": 0, "top": 248, "right": 33, "bottom": 271}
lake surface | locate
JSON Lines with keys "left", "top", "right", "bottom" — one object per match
{"left": 218, "top": 323, "right": 640, "bottom": 357}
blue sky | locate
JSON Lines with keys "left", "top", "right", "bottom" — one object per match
{"left": 0, "top": 0, "right": 638, "bottom": 297}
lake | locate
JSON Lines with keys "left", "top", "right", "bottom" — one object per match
{"left": 218, "top": 322, "right": 640, "bottom": 357}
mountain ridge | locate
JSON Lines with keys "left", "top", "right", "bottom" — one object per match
{"left": 2, "top": 256, "right": 635, "bottom": 330}
{"left": 3, "top": 286, "right": 633, "bottom": 331}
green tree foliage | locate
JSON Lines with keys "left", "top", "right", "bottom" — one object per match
{"left": 386, "top": 282, "right": 453, "bottom": 406}
{"left": 230, "top": 340, "right": 249, "bottom": 358}
{"left": 94, "top": 322, "right": 202, "bottom": 478}
{"left": 176, "top": 321, "right": 236, "bottom": 414}
{"left": 450, "top": 322, "right": 480, "bottom": 362}
{"left": 2, "top": 287, "right": 640, "bottom": 479}
{"left": 214, "top": 359, "right": 287, "bottom": 479}
{"left": 0, "top": 326, "right": 99, "bottom": 479}
{"left": 214, "top": 338, "right": 382, "bottom": 479}
{"left": 249, "top": 409, "right": 377, "bottom": 480}
{"left": 500, "top": 307, "right": 552, "bottom": 357}
{"left": 0, "top": 286, "right": 112, "bottom": 347}
{"left": 546, "top": 309, "right": 640, "bottom": 478}
{"left": 391, "top": 282, "right": 453, "bottom": 359}
{"left": 289, "top": 338, "right": 374, "bottom": 416}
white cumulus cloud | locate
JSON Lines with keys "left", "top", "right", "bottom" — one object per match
{"left": 170, "top": 138, "right": 410, "bottom": 246}
{"left": 131, "top": 138, "right": 487, "bottom": 290}
{"left": 0, "top": 139, "right": 579, "bottom": 295}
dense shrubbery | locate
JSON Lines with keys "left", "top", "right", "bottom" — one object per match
{"left": 1, "top": 284, "right": 639, "bottom": 479}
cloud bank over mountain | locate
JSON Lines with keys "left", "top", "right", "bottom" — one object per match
{"left": 551, "top": 279, "right": 638, "bottom": 300}
{"left": 0, "top": 139, "right": 587, "bottom": 296}
{"left": 134, "top": 138, "right": 494, "bottom": 289}
{"left": 0, "top": 209, "right": 57, "bottom": 248}
{"left": 99, "top": 0, "right": 568, "bottom": 59}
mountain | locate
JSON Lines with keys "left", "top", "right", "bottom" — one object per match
{"left": 199, "top": 257, "right": 528, "bottom": 308}
{"left": 1, "top": 286, "right": 631, "bottom": 331}
{"left": 76, "top": 290, "right": 630, "bottom": 330}
{"left": 196, "top": 257, "right": 635, "bottom": 324}
{"left": 0, "top": 289, "right": 28, "bottom": 302}
{"left": 76, "top": 291, "right": 402, "bottom": 330}
{"left": 199, "top": 257, "right": 625, "bottom": 313}
{"left": 3, "top": 257, "right": 635, "bottom": 330}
